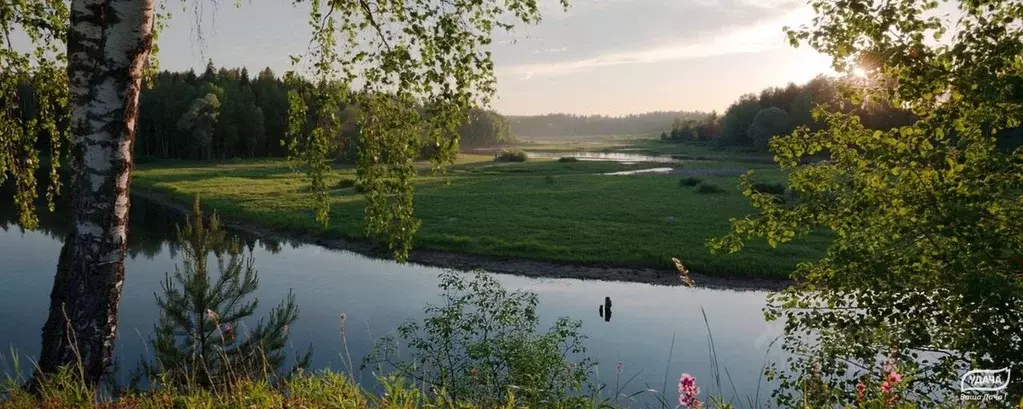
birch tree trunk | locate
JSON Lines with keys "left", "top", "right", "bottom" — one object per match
{"left": 37, "top": 0, "right": 154, "bottom": 384}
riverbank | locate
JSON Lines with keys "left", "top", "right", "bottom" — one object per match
{"left": 132, "top": 153, "right": 828, "bottom": 287}
{"left": 132, "top": 189, "right": 790, "bottom": 290}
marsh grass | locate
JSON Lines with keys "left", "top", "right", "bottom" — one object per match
{"left": 135, "top": 159, "right": 826, "bottom": 279}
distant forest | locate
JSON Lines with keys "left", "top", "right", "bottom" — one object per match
{"left": 506, "top": 112, "right": 707, "bottom": 139}
{"left": 134, "top": 61, "right": 512, "bottom": 161}
{"left": 23, "top": 63, "right": 1015, "bottom": 161}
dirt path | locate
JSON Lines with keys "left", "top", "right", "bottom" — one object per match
{"left": 133, "top": 189, "right": 791, "bottom": 292}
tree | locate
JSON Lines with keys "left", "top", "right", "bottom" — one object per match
{"left": 1, "top": 0, "right": 158, "bottom": 385}
{"left": 2, "top": 0, "right": 567, "bottom": 384}
{"left": 144, "top": 199, "right": 308, "bottom": 388}
{"left": 458, "top": 108, "right": 511, "bottom": 149}
{"left": 712, "top": 0, "right": 1023, "bottom": 405}
{"left": 177, "top": 93, "right": 221, "bottom": 160}
{"left": 720, "top": 94, "right": 761, "bottom": 146}
{"left": 747, "top": 107, "right": 791, "bottom": 151}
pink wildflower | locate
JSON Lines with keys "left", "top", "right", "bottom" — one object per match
{"left": 470, "top": 368, "right": 479, "bottom": 376}
{"left": 283, "top": 324, "right": 290, "bottom": 335}
{"left": 616, "top": 361, "right": 623, "bottom": 376}
{"left": 856, "top": 382, "right": 866, "bottom": 402}
{"left": 677, "top": 373, "right": 703, "bottom": 409}
{"left": 886, "top": 369, "right": 902, "bottom": 384}
{"left": 880, "top": 381, "right": 892, "bottom": 394}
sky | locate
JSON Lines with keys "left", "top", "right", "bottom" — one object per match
{"left": 156, "top": 0, "right": 836, "bottom": 116}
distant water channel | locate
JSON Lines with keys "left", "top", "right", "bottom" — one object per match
{"left": 0, "top": 197, "right": 782, "bottom": 404}
{"left": 527, "top": 151, "right": 680, "bottom": 163}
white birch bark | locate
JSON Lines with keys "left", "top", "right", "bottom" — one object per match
{"left": 38, "top": 0, "right": 154, "bottom": 384}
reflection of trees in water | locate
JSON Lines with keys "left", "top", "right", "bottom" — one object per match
{"left": 0, "top": 187, "right": 287, "bottom": 259}
{"left": 139, "top": 199, "right": 308, "bottom": 388}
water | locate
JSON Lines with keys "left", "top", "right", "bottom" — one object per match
{"left": 603, "top": 167, "right": 675, "bottom": 176}
{"left": 0, "top": 197, "right": 782, "bottom": 404}
{"left": 528, "top": 151, "right": 680, "bottom": 163}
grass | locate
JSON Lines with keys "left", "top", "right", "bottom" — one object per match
{"left": 133, "top": 148, "right": 827, "bottom": 279}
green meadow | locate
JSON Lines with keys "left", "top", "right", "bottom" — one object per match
{"left": 133, "top": 140, "right": 828, "bottom": 279}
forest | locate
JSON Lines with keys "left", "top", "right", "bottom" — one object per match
{"left": 658, "top": 76, "right": 923, "bottom": 151}
{"left": 506, "top": 111, "right": 706, "bottom": 138}
{"left": 128, "top": 61, "right": 514, "bottom": 161}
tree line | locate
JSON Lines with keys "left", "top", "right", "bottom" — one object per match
{"left": 132, "top": 61, "right": 514, "bottom": 161}
{"left": 662, "top": 75, "right": 918, "bottom": 150}
{"left": 506, "top": 111, "right": 706, "bottom": 138}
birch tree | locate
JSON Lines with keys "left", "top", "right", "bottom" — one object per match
{"left": 1, "top": 0, "right": 566, "bottom": 386}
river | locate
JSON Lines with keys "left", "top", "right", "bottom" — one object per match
{"left": 0, "top": 197, "right": 782, "bottom": 405}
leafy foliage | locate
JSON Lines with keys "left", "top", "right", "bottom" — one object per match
{"left": 364, "top": 271, "right": 593, "bottom": 407}
{"left": 713, "top": 0, "right": 1023, "bottom": 405}
{"left": 0, "top": 1, "right": 69, "bottom": 229}
{"left": 175, "top": 92, "right": 221, "bottom": 160}
{"left": 288, "top": 0, "right": 569, "bottom": 262}
{"left": 747, "top": 107, "right": 791, "bottom": 151}
{"left": 143, "top": 199, "right": 309, "bottom": 389}
{"left": 749, "top": 181, "right": 785, "bottom": 196}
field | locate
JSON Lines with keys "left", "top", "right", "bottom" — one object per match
{"left": 133, "top": 138, "right": 830, "bottom": 279}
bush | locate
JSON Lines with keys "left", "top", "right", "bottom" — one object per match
{"left": 494, "top": 149, "right": 528, "bottom": 162}
{"left": 751, "top": 181, "right": 786, "bottom": 195}
{"left": 364, "top": 271, "right": 592, "bottom": 406}
{"left": 335, "top": 178, "right": 357, "bottom": 189}
{"left": 695, "top": 183, "right": 726, "bottom": 194}
{"left": 679, "top": 177, "right": 702, "bottom": 187}
{"left": 544, "top": 175, "right": 555, "bottom": 184}
{"left": 557, "top": 156, "right": 579, "bottom": 163}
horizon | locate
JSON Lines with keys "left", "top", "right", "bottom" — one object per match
{"left": 152, "top": 0, "right": 837, "bottom": 116}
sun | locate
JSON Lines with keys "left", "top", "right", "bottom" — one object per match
{"left": 852, "top": 66, "right": 868, "bottom": 78}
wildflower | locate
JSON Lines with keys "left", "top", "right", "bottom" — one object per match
{"left": 886, "top": 369, "right": 902, "bottom": 384}
{"left": 856, "top": 382, "right": 866, "bottom": 402}
{"left": 673, "top": 257, "right": 695, "bottom": 287}
{"left": 678, "top": 373, "right": 703, "bottom": 409}
{"left": 616, "top": 361, "right": 623, "bottom": 376}
{"left": 470, "top": 368, "right": 479, "bottom": 376}
{"left": 206, "top": 309, "right": 219, "bottom": 322}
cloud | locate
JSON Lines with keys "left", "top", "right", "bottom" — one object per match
{"left": 532, "top": 47, "right": 568, "bottom": 54}
{"left": 504, "top": 5, "right": 811, "bottom": 79}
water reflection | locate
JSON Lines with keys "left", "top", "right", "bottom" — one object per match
{"left": 599, "top": 297, "right": 612, "bottom": 322}
{"left": 0, "top": 192, "right": 781, "bottom": 405}
{"left": 0, "top": 191, "right": 287, "bottom": 261}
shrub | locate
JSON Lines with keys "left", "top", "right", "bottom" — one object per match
{"left": 494, "top": 149, "right": 528, "bottom": 162}
{"left": 557, "top": 156, "right": 579, "bottom": 163}
{"left": 335, "top": 178, "right": 357, "bottom": 189}
{"left": 747, "top": 106, "right": 792, "bottom": 151}
{"left": 695, "top": 183, "right": 726, "bottom": 194}
{"left": 544, "top": 175, "right": 555, "bottom": 184}
{"left": 364, "top": 271, "right": 592, "bottom": 406}
{"left": 750, "top": 181, "right": 786, "bottom": 195}
{"left": 679, "top": 177, "right": 702, "bottom": 187}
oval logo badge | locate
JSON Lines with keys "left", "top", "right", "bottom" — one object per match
{"left": 961, "top": 368, "right": 1011, "bottom": 393}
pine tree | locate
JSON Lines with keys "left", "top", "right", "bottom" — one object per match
{"left": 145, "top": 198, "right": 309, "bottom": 388}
